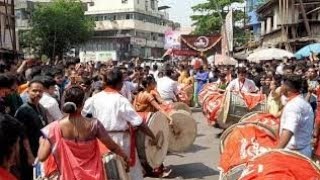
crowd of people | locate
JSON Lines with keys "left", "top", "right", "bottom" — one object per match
{"left": 1, "top": 54, "right": 320, "bottom": 179}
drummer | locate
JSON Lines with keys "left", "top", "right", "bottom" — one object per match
{"left": 226, "top": 67, "right": 258, "bottom": 93}
{"left": 134, "top": 75, "right": 167, "bottom": 113}
{"left": 277, "top": 75, "right": 314, "bottom": 157}
{"left": 157, "top": 68, "right": 179, "bottom": 102}
{"left": 82, "top": 68, "right": 156, "bottom": 180}
{"left": 133, "top": 75, "right": 171, "bottom": 177}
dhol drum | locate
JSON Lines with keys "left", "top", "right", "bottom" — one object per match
{"left": 172, "top": 102, "right": 192, "bottom": 114}
{"left": 178, "top": 84, "right": 193, "bottom": 106}
{"left": 219, "top": 121, "right": 278, "bottom": 173}
{"left": 198, "top": 83, "right": 220, "bottom": 106}
{"left": 202, "top": 92, "right": 224, "bottom": 125}
{"left": 136, "top": 112, "right": 169, "bottom": 169}
{"left": 220, "top": 163, "right": 246, "bottom": 180}
{"left": 240, "top": 112, "right": 280, "bottom": 136}
{"left": 217, "top": 91, "right": 268, "bottom": 129}
{"left": 239, "top": 150, "right": 320, "bottom": 180}
{"left": 102, "top": 152, "right": 130, "bottom": 180}
{"left": 167, "top": 110, "right": 197, "bottom": 152}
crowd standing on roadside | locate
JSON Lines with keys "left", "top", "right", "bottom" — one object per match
{"left": 1, "top": 54, "right": 320, "bottom": 179}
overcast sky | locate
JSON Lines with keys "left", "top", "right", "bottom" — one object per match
{"left": 158, "top": 0, "right": 207, "bottom": 27}
{"left": 158, "top": 0, "right": 246, "bottom": 28}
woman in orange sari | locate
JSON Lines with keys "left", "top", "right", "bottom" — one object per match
{"left": 37, "top": 86, "right": 129, "bottom": 180}
{"left": 133, "top": 75, "right": 165, "bottom": 114}
{"left": 133, "top": 75, "right": 171, "bottom": 177}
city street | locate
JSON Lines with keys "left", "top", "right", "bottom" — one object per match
{"left": 145, "top": 111, "right": 223, "bottom": 180}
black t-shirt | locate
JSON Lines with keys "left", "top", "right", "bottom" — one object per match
{"left": 15, "top": 102, "right": 48, "bottom": 156}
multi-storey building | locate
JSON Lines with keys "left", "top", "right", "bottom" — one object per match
{"left": 257, "top": 0, "right": 320, "bottom": 51}
{"left": 15, "top": 0, "right": 179, "bottom": 60}
{"left": 0, "top": 0, "right": 17, "bottom": 59}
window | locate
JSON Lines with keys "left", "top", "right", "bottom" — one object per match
{"left": 151, "top": 0, "right": 155, "bottom": 10}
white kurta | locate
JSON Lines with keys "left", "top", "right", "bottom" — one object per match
{"left": 82, "top": 91, "right": 144, "bottom": 180}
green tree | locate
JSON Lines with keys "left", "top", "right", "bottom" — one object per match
{"left": 31, "top": 0, "right": 94, "bottom": 60}
{"left": 191, "top": 0, "right": 247, "bottom": 46}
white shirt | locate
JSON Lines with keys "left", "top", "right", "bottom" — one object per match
{"left": 120, "top": 81, "right": 137, "bottom": 102}
{"left": 280, "top": 95, "right": 314, "bottom": 157}
{"left": 82, "top": 91, "right": 142, "bottom": 131}
{"left": 149, "top": 70, "right": 159, "bottom": 81}
{"left": 39, "top": 92, "right": 63, "bottom": 122}
{"left": 156, "top": 76, "right": 178, "bottom": 101}
{"left": 226, "top": 78, "right": 258, "bottom": 93}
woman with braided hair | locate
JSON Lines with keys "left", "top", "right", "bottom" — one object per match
{"left": 37, "top": 86, "right": 128, "bottom": 180}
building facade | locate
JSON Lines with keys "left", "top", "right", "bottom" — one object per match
{"left": 15, "top": 0, "right": 179, "bottom": 61}
{"left": 0, "top": 0, "right": 17, "bottom": 58}
{"left": 256, "top": 0, "right": 320, "bottom": 51}
{"left": 82, "top": 0, "right": 178, "bottom": 61}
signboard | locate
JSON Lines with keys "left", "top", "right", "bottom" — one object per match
{"left": 164, "top": 29, "right": 182, "bottom": 50}
{"left": 180, "top": 35, "right": 222, "bottom": 52}
{"left": 79, "top": 51, "right": 117, "bottom": 62}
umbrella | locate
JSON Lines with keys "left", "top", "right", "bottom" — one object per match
{"left": 294, "top": 43, "right": 320, "bottom": 59}
{"left": 214, "top": 54, "right": 237, "bottom": 66}
{"left": 247, "top": 48, "right": 294, "bottom": 62}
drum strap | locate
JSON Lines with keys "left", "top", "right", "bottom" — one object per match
{"left": 238, "top": 79, "right": 246, "bottom": 93}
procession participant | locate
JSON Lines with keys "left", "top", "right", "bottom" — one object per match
{"left": 149, "top": 64, "right": 159, "bottom": 82}
{"left": 15, "top": 78, "right": 48, "bottom": 180}
{"left": 134, "top": 75, "right": 164, "bottom": 112}
{"left": 157, "top": 68, "right": 179, "bottom": 102}
{"left": 133, "top": 75, "right": 171, "bottom": 177}
{"left": 226, "top": 67, "right": 258, "bottom": 93}
{"left": 0, "top": 114, "right": 23, "bottom": 180}
{"left": 277, "top": 75, "right": 314, "bottom": 157}
{"left": 39, "top": 76, "right": 63, "bottom": 123}
{"left": 267, "top": 75, "right": 283, "bottom": 118}
{"left": 0, "top": 74, "right": 17, "bottom": 114}
{"left": 37, "top": 86, "right": 129, "bottom": 180}
{"left": 195, "top": 66, "right": 209, "bottom": 107}
{"left": 215, "top": 73, "right": 228, "bottom": 90}
{"left": 282, "top": 65, "right": 294, "bottom": 76}
{"left": 120, "top": 68, "right": 138, "bottom": 103}
{"left": 82, "top": 68, "right": 156, "bottom": 180}
{"left": 305, "top": 67, "right": 318, "bottom": 111}
{"left": 4, "top": 74, "right": 23, "bottom": 117}
{"left": 178, "top": 69, "right": 194, "bottom": 86}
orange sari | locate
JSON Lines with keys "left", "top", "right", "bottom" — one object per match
{"left": 133, "top": 91, "right": 156, "bottom": 112}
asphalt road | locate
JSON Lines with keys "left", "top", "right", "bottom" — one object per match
{"left": 145, "top": 111, "right": 223, "bottom": 180}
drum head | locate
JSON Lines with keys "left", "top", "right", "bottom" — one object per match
{"left": 137, "top": 111, "right": 169, "bottom": 169}
{"left": 219, "top": 122, "right": 278, "bottom": 172}
{"left": 168, "top": 110, "right": 197, "bottom": 152}
{"left": 172, "top": 102, "right": 192, "bottom": 114}
{"left": 217, "top": 91, "right": 231, "bottom": 129}
{"left": 239, "top": 150, "right": 320, "bottom": 179}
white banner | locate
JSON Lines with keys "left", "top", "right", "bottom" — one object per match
{"left": 79, "top": 51, "right": 117, "bottom": 62}
{"left": 225, "top": 11, "right": 233, "bottom": 52}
